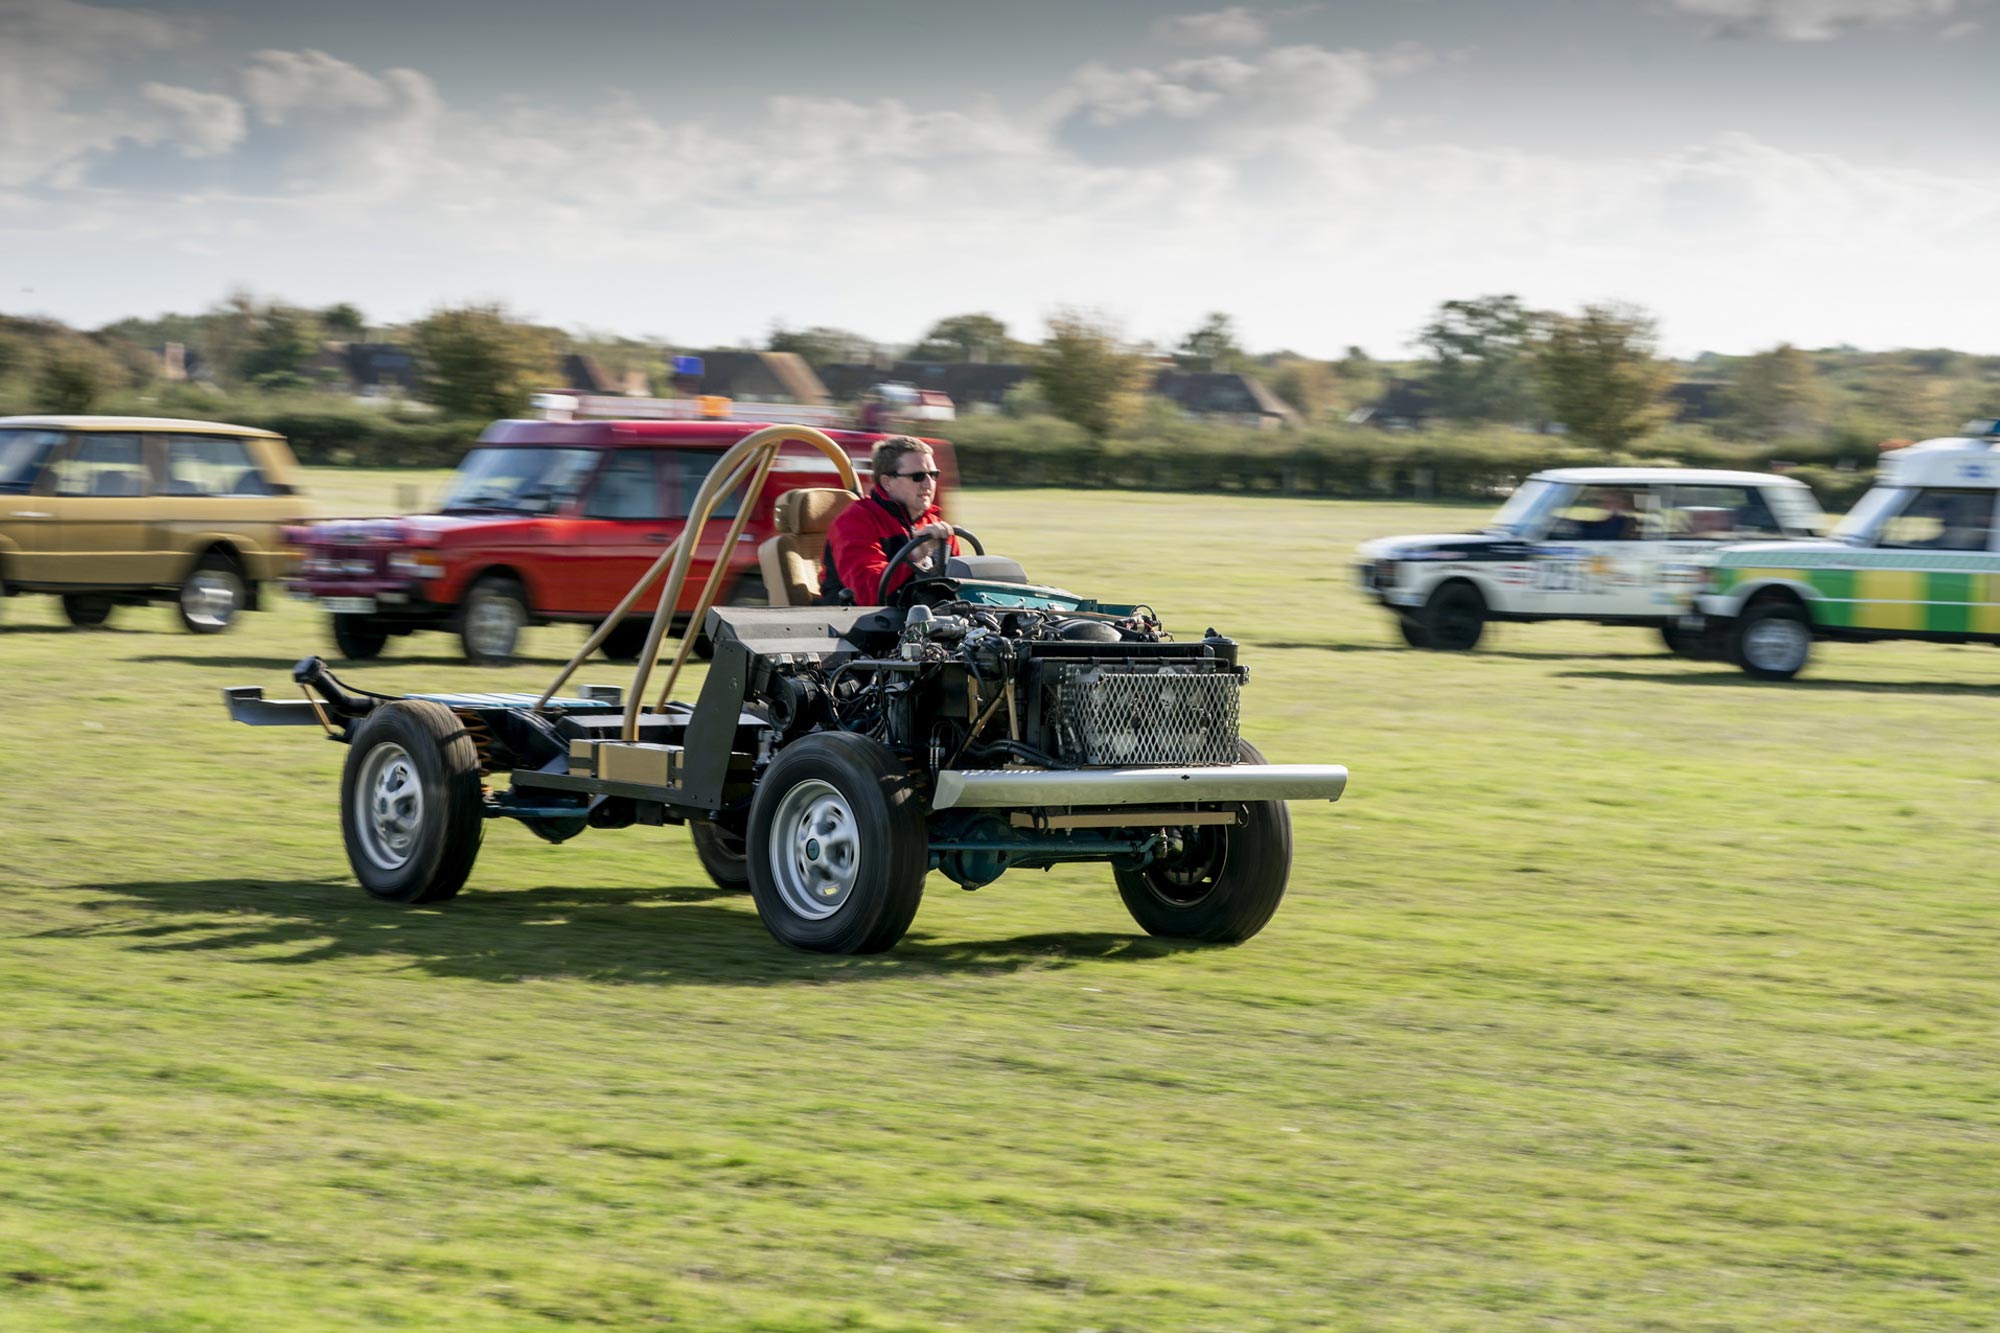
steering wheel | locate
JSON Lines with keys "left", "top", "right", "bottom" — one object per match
{"left": 877, "top": 525, "right": 983, "bottom": 606}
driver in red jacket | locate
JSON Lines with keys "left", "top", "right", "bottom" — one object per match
{"left": 821, "top": 436, "right": 960, "bottom": 606}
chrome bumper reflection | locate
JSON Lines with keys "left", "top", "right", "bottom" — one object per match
{"left": 931, "top": 763, "right": 1348, "bottom": 811}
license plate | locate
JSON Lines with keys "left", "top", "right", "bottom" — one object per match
{"left": 321, "top": 597, "right": 376, "bottom": 614}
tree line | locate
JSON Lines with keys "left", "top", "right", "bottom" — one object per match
{"left": 3, "top": 291, "right": 1995, "bottom": 458}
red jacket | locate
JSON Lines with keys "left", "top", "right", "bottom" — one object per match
{"left": 822, "top": 489, "right": 960, "bottom": 606}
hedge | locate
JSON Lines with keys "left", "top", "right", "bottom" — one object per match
{"left": 76, "top": 392, "right": 1881, "bottom": 510}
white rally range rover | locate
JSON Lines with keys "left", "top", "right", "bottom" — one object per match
{"left": 1357, "top": 468, "right": 1828, "bottom": 653}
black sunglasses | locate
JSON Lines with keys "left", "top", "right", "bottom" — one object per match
{"left": 893, "top": 469, "right": 941, "bottom": 481}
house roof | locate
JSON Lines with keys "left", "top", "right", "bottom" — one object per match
{"left": 819, "top": 361, "right": 1033, "bottom": 403}
{"left": 696, "top": 351, "right": 832, "bottom": 405}
{"left": 1151, "top": 370, "right": 1301, "bottom": 423}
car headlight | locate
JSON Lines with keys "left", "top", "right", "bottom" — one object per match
{"left": 387, "top": 552, "right": 445, "bottom": 579}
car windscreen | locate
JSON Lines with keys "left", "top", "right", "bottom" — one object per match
{"left": 1485, "top": 478, "right": 1570, "bottom": 537}
{"left": 0, "top": 429, "right": 62, "bottom": 493}
{"left": 1765, "top": 484, "right": 1830, "bottom": 537}
{"left": 439, "top": 447, "right": 598, "bottom": 513}
{"left": 1832, "top": 486, "right": 1908, "bottom": 543}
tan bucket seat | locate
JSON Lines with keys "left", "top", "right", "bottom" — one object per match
{"left": 758, "top": 488, "right": 858, "bottom": 607}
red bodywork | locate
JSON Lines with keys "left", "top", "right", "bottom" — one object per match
{"left": 286, "top": 419, "right": 956, "bottom": 636}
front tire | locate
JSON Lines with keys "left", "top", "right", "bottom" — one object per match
{"left": 461, "top": 575, "right": 528, "bottom": 665}
{"left": 746, "top": 732, "right": 927, "bottom": 953}
{"left": 62, "top": 593, "right": 114, "bottom": 628}
{"left": 332, "top": 613, "right": 388, "bottom": 660}
{"left": 1420, "top": 582, "right": 1486, "bottom": 652}
{"left": 179, "top": 552, "right": 246, "bottom": 633}
{"left": 340, "top": 700, "right": 483, "bottom": 903}
{"left": 691, "top": 572, "right": 768, "bottom": 660}
{"left": 1731, "top": 601, "right": 1813, "bottom": 681}
{"left": 1113, "top": 740, "right": 1293, "bottom": 943}
{"left": 1395, "top": 614, "right": 1431, "bottom": 648}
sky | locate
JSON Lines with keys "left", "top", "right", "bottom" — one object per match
{"left": 4, "top": 0, "right": 1999, "bottom": 359}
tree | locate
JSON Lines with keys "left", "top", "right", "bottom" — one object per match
{"left": 34, "top": 337, "right": 121, "bottom": 413}
{"left": 1266, "top": 358, "right": 1340, "bottom": 421}
{"left": 320, "top": 303, "right": 367, "bottom": 338}
{"left": 1535, "top": 304, "right": 1674, "bottom": 451}
{"left": 1417, "top": 294, "right": 1541, "bottom": 424}
{"left": 908, "top": 313, "right": 1015, "bottom": 363}
{"left": 197, "top": 290, "right": 260, "bottom": 389}
{"left": 766, "top": 324, "right": 882, "bottom": 367}
{"left": 1718, "top": 343, "right": 1828, "bottom": 440}
{"left": 409, "top": 303, "right": 559, "bottom": 420}
{"left": 1334, "top": 345, "right": 1383, "bottom": 407}
{"left": 238, "top": 304, "right": 321, "bottom": 391}
{"left": 1174, "top": 312, "right": 1246, "bottom": 373}
{"left": 1032, "top": 309, "right": 1148, "bottom": 438}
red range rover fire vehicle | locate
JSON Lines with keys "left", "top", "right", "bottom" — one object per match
{"left": 287, "top": 416, "right": 957, "bottom": 664}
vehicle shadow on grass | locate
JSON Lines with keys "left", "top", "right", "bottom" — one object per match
{"left": 1557, "top": 668, "right": 2000, "bottom": 695}
{"left": 51, "top": 878, "right": 1199, "bottom": 986}
{"left": 132, "top": 652, "right": 590, "bottom": 671}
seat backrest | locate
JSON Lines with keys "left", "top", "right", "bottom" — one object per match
{"left": 759, "top": 488, "right": 857, "bottom": 607}
{"left": 90, "top": 469, "right": 145, "bottom": 497}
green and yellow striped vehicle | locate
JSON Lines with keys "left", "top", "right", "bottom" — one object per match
{"left": 1691, "top": 423, "right": 2000, "bottom": 679}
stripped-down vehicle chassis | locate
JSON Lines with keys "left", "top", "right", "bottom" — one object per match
{"left": 226, "top": 427, "right": 1348, "bottom": 954}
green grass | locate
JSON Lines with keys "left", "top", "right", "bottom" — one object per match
{"left": 4, "top": 482, "right": 1999, "bottom": 1331}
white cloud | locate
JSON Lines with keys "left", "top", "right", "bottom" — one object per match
{"left": 1155, "top": 7, "right": 1269, "bottom": 46}
{"left": 229, "top": 50, "right": 443, "bottom": 195}
{"left": 241, "top": 48, "right": 403, "bottom": 125}
{"left": 0, "top": 0, "right": 194, "bottom": 185}
{"left": 16, "top": 35, "right": 2000, "bottom": 355}
{"left": 1672, "top": 0, "right": 1962, "bottom": 40}
{"left": 141, "top": 83, "right": 245, "bottom": 157}
{"left": 1052, "top": 44, "right": 1413, "bottom": 164}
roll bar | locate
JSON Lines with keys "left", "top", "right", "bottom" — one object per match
{"left": 535, "top": 425, "right": 861, "bottom": 740}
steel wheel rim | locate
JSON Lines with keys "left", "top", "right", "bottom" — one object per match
{"left": 1744, "top": 617, "right": 1808, "bottom": 673}
{"left": 466, "top": 592, "right": 523, "bottom": 658}
{"left": 182, "top": 569, "right": 243, "bottom": 628}
{"left": 356, "top": 741, "right": 424, "bottom": 871}
{"left": 768, "top": 779, "right": 861, "bottom": 920}
{"left": 1142, "top": 824, "right": 1230, "bottom": 907}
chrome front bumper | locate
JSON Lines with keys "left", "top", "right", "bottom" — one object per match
{"left": 931, "top": 763, "right": 1349, "bottom": 811}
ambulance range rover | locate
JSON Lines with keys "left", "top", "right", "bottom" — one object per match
{"left": 1357, "top": 467, "right": 1826, "bottom": 654}
{"left": 1689, "top": 422, "right": 2000, "bottom": 680}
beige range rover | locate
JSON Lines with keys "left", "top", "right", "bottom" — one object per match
{"left": 0, "top": 416, "right": 312, "bottom": 632}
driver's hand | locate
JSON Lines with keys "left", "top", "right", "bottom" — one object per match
{"left": 915, "top": 522, "right": 953, "bottom": 542}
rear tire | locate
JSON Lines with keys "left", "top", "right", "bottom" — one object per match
{"left": 746, "top": 732, "right": 927, "bottom": 953}
{"left": 1731, "top": 601, "right": 1813, "bottom": 681}
{"left": 689, "top": 819, "right": 751, "bottom": 892}
{"left": 1113, "top": 740, "right": 1293, "bottom": 943}
{"left": 332, "top": 613, "right": 388, "bottom": 660}
{"left": 340, "top": 700, "right": 483, "bottom": 904}
{"left": 61, "top": 593, "right": 113, "bottom": 628}
{"left": 179, "top": 552, "right": 246, "bottom": 634}
{"left": 691, "top": 572, "right": 769, "bottom": 660}
{"left": 461, "top": 575, "right": 528, "bottom": 665}
{"left": 1660, "top": 621, "right": 1720, "bottom": 660}
{"left": 1419, "top": 582, "right": 1485, "bottom": 652}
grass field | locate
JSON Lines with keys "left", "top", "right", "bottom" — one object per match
{"left": 4, "top": 479, "right": 1999, "bottom": 1331}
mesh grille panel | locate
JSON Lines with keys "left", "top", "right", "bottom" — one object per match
{"left": 1052, "top": 664, "right": 1242, "bottom": 767}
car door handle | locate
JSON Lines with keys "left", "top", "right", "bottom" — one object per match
{"left": 12, "top": 510, "right": 51, "bottom": 518}
{"left": 645, "top": 533, "right": 671, "bottom": 543}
